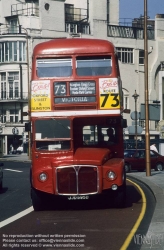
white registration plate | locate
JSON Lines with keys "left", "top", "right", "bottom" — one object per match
{"left": 67, "top": 195, "right": 89, "bottom": 200}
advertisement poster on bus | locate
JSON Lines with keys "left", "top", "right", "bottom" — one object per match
{"left": 31, "top": 80, "right": 51, "bottom": 112}
{"left": 99, "top": 78, "right": 120, "bottom": 110}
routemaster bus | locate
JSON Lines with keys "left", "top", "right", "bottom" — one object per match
{"left": 27, "top": 38, "right": 127, "bottom": 211}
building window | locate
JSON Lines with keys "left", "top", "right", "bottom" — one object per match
{"left": 139, "top": 120, "right": 145, "bottom": 128}
{"left": 0, "top": 72, "right": 19, "bottom": 99}
{"left": 44, "top": 3, "right": 50, "bottom": 11}
{"left": 0, "top": 41, "right": 26, "bottom": 62}
{"left": 81, "top": 25, "right": 89, "bottom": 34}
{"left": 65, "top": 4, "right": 74, "bottom": 22}
{"left": 0, "top": 110, "right": 6, "bottom": 123}
{"left": 1, "top": 73, "right": 6, "bottom": 99}
{"left": 8, "top": 19, "right": 18, "bottom": 33}
{"left": 9, "top": 110, "right": 19, "bottom": 123}
{"left": 122, "top": 89, "right": 129, "bottom": 109}
{"left": 8, "top": 72, "right": 19, "bottom": 99}
{"left": 19, "top": 41, "right": 26, "bottom": 61}
{"left": 65, "top": 23, "right": 77, "bottom": 33}
{"left": 116, "top": 48, "right": 134, "bottom": 64}
{"left": 139, "top": 50, "right": 144, "bottom": 65}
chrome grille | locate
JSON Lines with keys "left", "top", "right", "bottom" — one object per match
{"left": 56, "top": 165, "right": 98, "bottom": 195}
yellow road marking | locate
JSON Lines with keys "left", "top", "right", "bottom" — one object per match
{"left": 120, "top": 178, "right": 147, "bottom": 250}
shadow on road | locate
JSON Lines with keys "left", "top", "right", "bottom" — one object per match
{"left": 34, "top": 184, "right": 141, "bottom": 211}
{"left": 0, "top": 187, "right": 8, "bottom": 194}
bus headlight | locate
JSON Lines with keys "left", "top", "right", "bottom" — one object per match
{"left": 107, "top": 171, "right": 116, "bottom": 180}
{"left": 39, "top": 172, "right": 47, "bottom": 182}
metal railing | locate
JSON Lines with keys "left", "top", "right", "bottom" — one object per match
{"left": 65, "top": 6, "right": 88, "bottom": 23}
{"left": 107, "top": 24, "right": 154, "bottom": 40}
{"left": 11, "top": 3, "right": 39, "bottom": 17}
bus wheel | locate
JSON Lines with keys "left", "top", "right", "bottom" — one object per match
{"left": 31, "top": 187, "right": 45, "bottom": 211}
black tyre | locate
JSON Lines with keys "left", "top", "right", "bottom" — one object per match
{"left": 113, "top": 169, "right": 126, "bottom": 208}
{"left": 114, "top": 186, "right": 126, "bottom": 208}
{"left": 0, "top": 181, "right": 2, "bottom": 190}
{"left": 155, "top": 163, "right": 163, "bottom": 171}
{"left": 31, "top": 187, "right": 46, "bottom": 211}
{"left": 124, "top": 163, "right": 131, "bottom": 173}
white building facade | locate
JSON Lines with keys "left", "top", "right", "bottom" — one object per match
{"left": 0, "top": 0, "right": 164, "bottom": 154}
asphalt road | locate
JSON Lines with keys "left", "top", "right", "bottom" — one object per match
{"left": 0, "top": 161, "right": 156, "bottom": 250}
{"left": 0, "top": 161, "right": 31, "bottom": 221}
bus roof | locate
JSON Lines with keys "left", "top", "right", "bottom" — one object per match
{"left": 33, "top": 38, "right": 115, "bottom": 56}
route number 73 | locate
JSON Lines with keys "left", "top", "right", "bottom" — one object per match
{"left": 100, "top": 93, "right": 120, "bottom": 109}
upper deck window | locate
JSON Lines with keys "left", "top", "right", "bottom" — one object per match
{"left": 36, "top": 58, "right": 72, "bottom": 78}
{"left": 76, "top": 56, "right": 112, "bottom": 76}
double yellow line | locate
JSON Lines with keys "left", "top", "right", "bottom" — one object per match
{"left": 120, "top": 178, "right": 147, "bottom": 250}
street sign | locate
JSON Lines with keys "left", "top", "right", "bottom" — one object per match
{"left": 12, "top": 127, "right": 19, "bottom": 135}
{"left": 130, "top": 111, "right": 140, "bottom": 120}
{"left": 140, "top": 104, "right": 160, "bottom": 121}
{"left": 128, "top": 125, "right": 143, "bottom": 134}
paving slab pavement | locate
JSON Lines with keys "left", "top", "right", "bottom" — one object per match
{"left": 0, "top": 153, "right": 31, "bottom": 162}
{"left": 128, "top": 171, "right": 164, "bottom": 250}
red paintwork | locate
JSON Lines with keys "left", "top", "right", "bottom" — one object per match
{"left": 31, "top": 38, "right": 119, "bottom": 81}
{"left": 73, "top": 148, "right": 111, "bottom": 165}
{"left": 33, "top": 38, "right": 115, "bottom": 56}
{"left": 31, "top": 147, "right": 124, "bottom": 195}
{"left": 30, "top": 38, "right": 125, "bottom": 197}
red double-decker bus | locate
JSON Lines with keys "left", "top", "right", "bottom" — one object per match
{"left": 27, "top": 38, "right": 127, "bottom": 211}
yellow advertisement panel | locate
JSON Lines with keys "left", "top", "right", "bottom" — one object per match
{"left": 99, "top": 78, "right": 120, "bottom": 109}
{"left": 31, "top": 80, "right": 51, "bottom": 112}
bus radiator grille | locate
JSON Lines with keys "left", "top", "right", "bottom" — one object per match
{"left": 57, "top": 166, "right": 98, "bottom": 195}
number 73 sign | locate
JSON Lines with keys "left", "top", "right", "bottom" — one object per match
{"left": 99, "top": 78, "right": 120, "bottom": 109}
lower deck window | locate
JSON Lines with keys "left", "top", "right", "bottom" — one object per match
{"left": 35, "top": 118, "right": 71, "bottom": 151}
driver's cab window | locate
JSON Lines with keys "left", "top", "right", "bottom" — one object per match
{"left": 83, "top": 126, "right": 98, "bottom": 145}
{"left": 83, "top": 125, "right": 117, "bottom": 146}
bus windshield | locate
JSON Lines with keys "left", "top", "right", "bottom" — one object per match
{"left": 35, "top": 118, "right": 71, "bottom": 150}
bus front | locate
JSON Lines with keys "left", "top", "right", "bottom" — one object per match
{"left": 29, "top": 38, "right": 127, "bottom": 211}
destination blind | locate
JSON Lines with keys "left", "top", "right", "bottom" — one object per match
{"left": 54, "top": 81, "right": 96, "bottom": 104}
